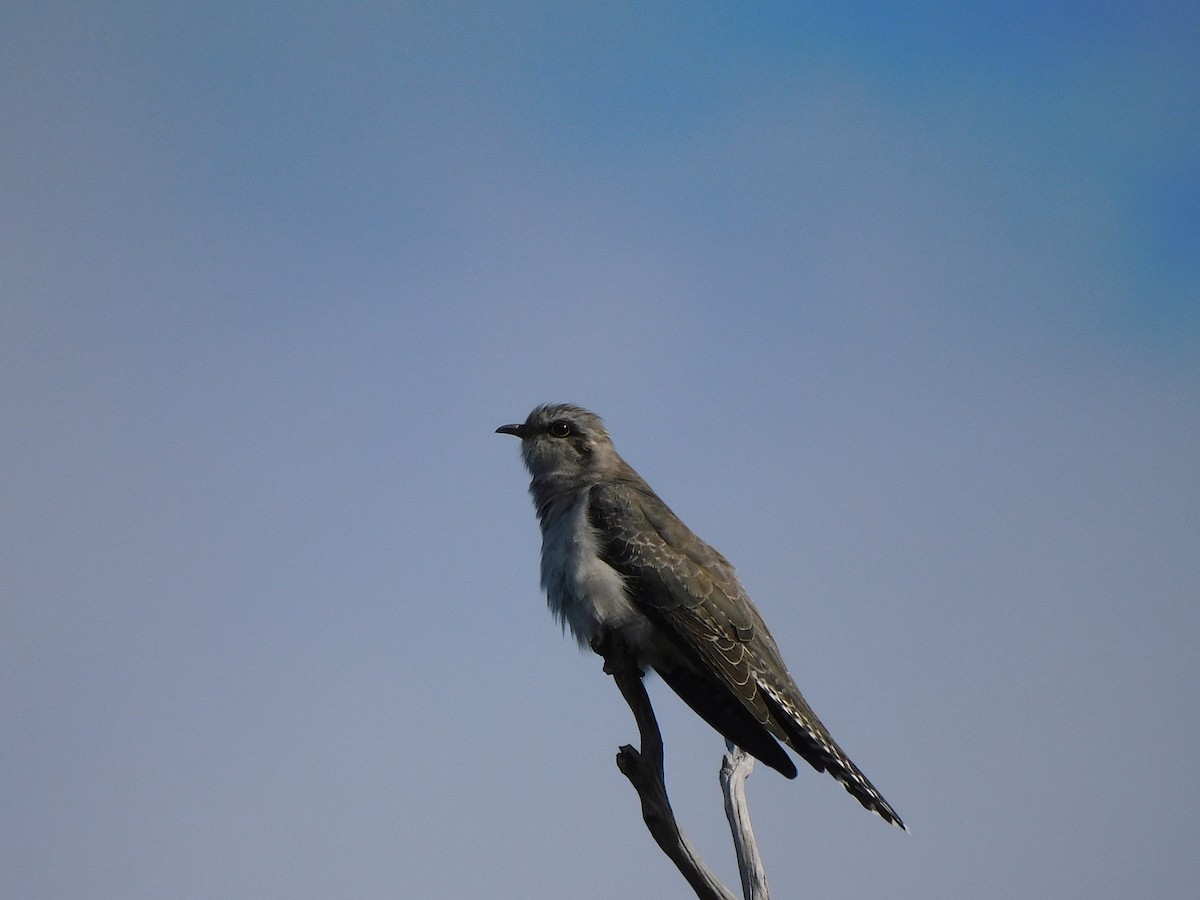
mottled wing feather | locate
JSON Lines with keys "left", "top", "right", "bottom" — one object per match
{"left": 611, "top": 480, "right": 809, "bottom": 715}
{"left": 588, "top": 471, "right": 907, "bottom": 830}
{"left": 587, "top": 476, "right": 792, "bottom": 740}
{"left": 649, "top": 644, "right": 798, "bottom": 778}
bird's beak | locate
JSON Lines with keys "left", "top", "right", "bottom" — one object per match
{"left": 496, "top": 423, "right": 530, "bottom": 438}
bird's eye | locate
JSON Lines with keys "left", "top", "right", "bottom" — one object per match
{"left": 548, "top": 421, "right": 571, "bottom": 438}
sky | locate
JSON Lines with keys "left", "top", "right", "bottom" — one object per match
{"left": 2, "top": 3, "right": 1198, "bottom": 898}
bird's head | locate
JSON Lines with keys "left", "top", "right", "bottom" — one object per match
{"left": 496, "top": 403, "right": 618, "bottom": 481}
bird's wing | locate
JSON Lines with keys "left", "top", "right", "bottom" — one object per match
{"left": 588, "top": 473, "right": 907, "bottom": 829}
{"left": 586, "top": 476, "right": 803, "bottom": 729}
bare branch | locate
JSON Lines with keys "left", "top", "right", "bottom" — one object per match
{"left": 593, "top": 636, "right": 738, "bottom": 900}
{"left": 721, "top": 742, "right": 770, "bottom": 900}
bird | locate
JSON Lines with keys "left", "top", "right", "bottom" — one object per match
{"left": 496, "top": 403, "right": 905, "bottom": 830}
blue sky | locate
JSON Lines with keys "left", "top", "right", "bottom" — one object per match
{"left": 3, "top": 3, "right": 1198, "bottom": 898}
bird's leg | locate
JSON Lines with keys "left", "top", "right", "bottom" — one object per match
{"left": 590, "top": 632, "right": 643, "bottom": 679}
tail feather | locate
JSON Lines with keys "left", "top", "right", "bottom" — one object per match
{"left": 762, "top": 690, "right": 907, "bottom": 830}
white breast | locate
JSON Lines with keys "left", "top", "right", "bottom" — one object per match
{"left": 539, "top": 492, "right": 650, "bottom": 649}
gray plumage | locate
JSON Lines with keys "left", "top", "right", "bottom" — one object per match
{"left": 496, "top": 403, "right": 905, "bottom": 830}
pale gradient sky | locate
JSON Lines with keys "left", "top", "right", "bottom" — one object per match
{"left": 3, "top": 3, "right": 1198, "bottom": 898}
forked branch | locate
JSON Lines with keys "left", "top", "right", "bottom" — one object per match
{"left": 592, "top": 636, "right": 769, "bottom": 900}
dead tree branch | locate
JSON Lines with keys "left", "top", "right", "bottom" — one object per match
{"left": 592, "top": 636, "right": 744, "bottom": 900}
{"left": 721, "top": 742, "right": 770, "bottom": 899}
